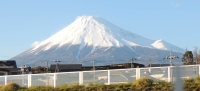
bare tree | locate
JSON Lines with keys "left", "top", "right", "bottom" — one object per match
{"left": 193, "top": 47, "right": 198, "bottom": 64}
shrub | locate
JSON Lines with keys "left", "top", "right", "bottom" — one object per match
{"left": 28, "top": 86, "right": 55, "bottom": 91}
{"left": 134, "top": 77, "right": 153, "bottom": 88}
{"left": 154, "top": 81, "right": 172, "bottom": 87}
{"left": 67, "top": 83, "right": 85, "bottom": 91}
{"left": 0, "top": 83, "right": 20, "bottom": 91}
{"left": 184, "top": 78, "right": 195, "bottom": 85}
{"left": 17, "top": 87, "right": 28, "bottom": 91}
{"left": 85, "top": 83, "right": 101, "bottom": 91}
{"left": 55, "top": 85, "right": 68, "bottom": 91}
{"left": 196, "top": 76, "right": 200, "bottom": 84}
{"left": 114, "top": 83, "right": 131, "bottom": 91}
{"left": 103, "top": 84, "right": 116, "bottom": 91}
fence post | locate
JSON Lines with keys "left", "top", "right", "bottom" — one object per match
{"left": 79, "top": 72, "right": 83, "bottom": 85}
{"left": 5, "top": 75, "right": 7, "bottom": 85}
{"left": 136, "top": 68, "right": 140, "bottom": 80}
{"left": 168, "top": 67, "right": 171, "bottom": 82}
{"left": 199, "top": 65, "right": 200, "bottom": 76}
{"left": 28, "top": 74, "right": 32, "bottom": 87}
{"left": 54, "top": 73, "right": 57, "bottom": 88}
{"left": 107, "top": 70, "right": 110, "bottom": 85}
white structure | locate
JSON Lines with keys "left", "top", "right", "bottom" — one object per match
{"left": 0, "top": 65, "right": 199, "bottom": 87}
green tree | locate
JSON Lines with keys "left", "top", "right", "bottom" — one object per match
{"left": 182, "top": 51, "right": 194, "bottom": 64}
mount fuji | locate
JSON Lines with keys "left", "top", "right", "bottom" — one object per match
{"left": 12, "top": 16, "right": 184, "bottom": 66}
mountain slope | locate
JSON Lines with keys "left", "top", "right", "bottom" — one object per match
{"left": 12, "top": 16, "right": 183, "bottom": 66}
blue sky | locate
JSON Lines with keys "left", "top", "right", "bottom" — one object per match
{"left": 0, "top": 0, "right": 200, "bottom": 60}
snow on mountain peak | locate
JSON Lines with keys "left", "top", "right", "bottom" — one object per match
{"left": 151, "top": 40, "right": 168, "bottom": 50}
{"left": 31, "top": 16, "right": 183, "bottom": 53}
{"left": 31, "top": 16, "right": 138, "bottom": 51}
{"left": 151, "top": 40, "right": 184, "bottom": 53}
{"left": 12, "top": 16, "right": 184, "bottom": 66}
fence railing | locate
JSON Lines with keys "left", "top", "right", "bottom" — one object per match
{"left": 0, "top": 65, "right": 199, "bottom": 87}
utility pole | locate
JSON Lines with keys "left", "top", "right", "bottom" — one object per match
{"left": 130, "top": 58, "right": 136, "bottom": 68}
{"left": 92, "top": 60, "right": 96, "bottom": 83}
{"left": 82, "top": 60, "right": 96, "bottom": 70}
{"left": 54, "top": 60, "right": 61, "bottom": 72}
{"left": 81, "top": 60, "right": 96, "bottom": 82}
{"left": 164, "top": 50, "right": 179, "bottom": 66}
{"left": 41, "top": 61, "right": 49, "bottom": 72}
{"left": 92, "top": 60, "right": 95, "bottom": 71}
{"left": 170, "top": 51, "right": 173, "bottom": 66}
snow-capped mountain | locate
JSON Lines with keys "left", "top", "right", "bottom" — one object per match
{"left": 12, "top": 16, "right": 184, "bottom": 66}
{"left": 151, "top": 40, "right": 183, "bottom": 52}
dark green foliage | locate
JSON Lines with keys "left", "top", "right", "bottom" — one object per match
{"left": 182, "top": 51, "right": 194, "bottom": 64}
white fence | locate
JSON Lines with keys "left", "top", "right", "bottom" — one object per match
{"left": 0, "top": 65, "right": 199, "bottom": 87}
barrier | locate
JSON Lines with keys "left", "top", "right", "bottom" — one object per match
{"left": 0, "top": 65, "right": 199, "bottom": 87}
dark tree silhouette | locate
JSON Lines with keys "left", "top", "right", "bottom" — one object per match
{"left": 182, "top": 51, "right": 194, "bottom": 64}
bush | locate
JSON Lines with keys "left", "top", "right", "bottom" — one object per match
{"left": 196, "top": 76, "right": 200, "bottom": 84}
{"left": 134, "top": 77, "right": 153, "bottom": 88}
{"left": 184, "top": 78, "right": 195, "bottom": 85}
{"left": 0, "top": 83, "right": 20, "bottom": 91}
{"left": 114, "top": 83, "right": 131, "bottom": 91}
{"left": 85, "top": 83, "right": 105, "bottom": 91}
{"left": 28, "top": 86, "right": 55, "bottom": 91}
{"left": 55, "top": 85, "right": 68, "bottom": 91}
{"left": 67, "top": 83, "right": 85, "bottom": 91}
{"left": 102, "top": 84, "right": 116, "bottom": 91}
{"left": 154, "top": 81, "right": 172, "bottom": 87}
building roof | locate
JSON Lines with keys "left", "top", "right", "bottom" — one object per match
{"left": 0, "top": 60, "right": 17, "bottom": 68}
{"left": 50, "top": 64, "right": 82, "bottom": 71}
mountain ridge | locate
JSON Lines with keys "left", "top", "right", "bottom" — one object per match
{"left": 12, "top": 16, "right": 184, "bottom": 66}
